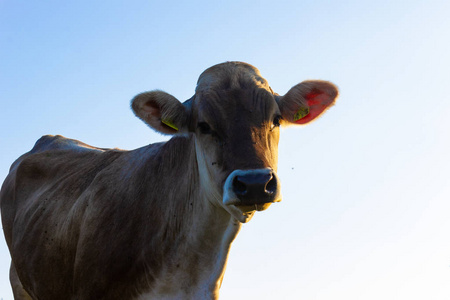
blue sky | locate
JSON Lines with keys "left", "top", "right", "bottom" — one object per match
{"left": 1, "top": 0, "right": 450, "bottom": 299}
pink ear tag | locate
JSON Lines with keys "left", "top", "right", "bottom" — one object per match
{"left": 293, "top": 106, "right": 310, "bottom": 122}
{"left": 161, "top": 119, "right": 178, "bottom": 131}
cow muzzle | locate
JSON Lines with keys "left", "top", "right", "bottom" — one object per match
{"left": 223, "top": 168, "right": 282, "bottom": 223}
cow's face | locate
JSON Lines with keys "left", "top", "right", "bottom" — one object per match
{"left": 132, "top": 62, "right": 338, "bottom": 223}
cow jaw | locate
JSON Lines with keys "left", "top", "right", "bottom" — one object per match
{"left": 223, "top": 204, "right": 256, "bottom": 223}
{"left": 221, "top": 193, "right": 278, "bottom": 224}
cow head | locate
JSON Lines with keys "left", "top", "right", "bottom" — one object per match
{"left": 132, "top": 62, "right": 338, "bottom": 223}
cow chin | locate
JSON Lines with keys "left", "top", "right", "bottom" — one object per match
{"left": 240, "top": 203, "right": 273, "bottom": 212}
{"left": 222, "top": 169, "right": 281, "bottom": 224}
{"left": 221, "top": 196, "right": 277, "bottom": 224}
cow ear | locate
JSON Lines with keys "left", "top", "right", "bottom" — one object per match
{"left": 131, "top": 91, "right": 190, "bottom": 135}
{"left": 276, "top": 80, "right": 338, "bottom": 125}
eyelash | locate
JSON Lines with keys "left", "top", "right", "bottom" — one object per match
{"left": 197, "top": 122, "right": 212, "bottom": 134}
{"left": 271, "top": 116, "right": 282, "bottom": 131}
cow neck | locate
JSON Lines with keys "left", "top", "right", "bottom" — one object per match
{"left": 140, "top": 135, "right": 242, "bottom": 298}
{"left": 191, "top": 135, "right": 243, "bottom": 295}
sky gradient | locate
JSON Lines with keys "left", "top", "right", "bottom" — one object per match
{"left": 1, "top": 0, "right": 450, "bottom": 299}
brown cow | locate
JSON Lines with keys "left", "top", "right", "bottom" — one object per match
{"left": 0, "top": 62, "right": 338, "bottom": 299}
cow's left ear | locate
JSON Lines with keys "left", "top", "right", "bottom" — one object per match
{"left": 276, "top": 80, "right": 338, "bottom": 125}
{"left": 131, "top": 91, "right": 190, "bottom": 135}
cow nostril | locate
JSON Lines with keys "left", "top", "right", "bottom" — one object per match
{"left": 233, "top": 176, "right": 247, "bottom": 195}
{"left": 265, "top": 176, "right": 277, "bottom": 195}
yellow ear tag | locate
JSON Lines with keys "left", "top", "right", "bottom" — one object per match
{"left": 161, "top": 119, "right": 178, "bottom": 131}
{"left": 293, "top": 106, "right": 310, "bottom": 121}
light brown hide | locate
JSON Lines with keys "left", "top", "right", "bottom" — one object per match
{"left": 0, "top": 62, "right": 338, "bottom": 299}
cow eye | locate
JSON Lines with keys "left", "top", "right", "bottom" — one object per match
{"left": 198, "top": 122, "right": 212, "bottom": 134}
{"left": 271, "top": 116, "right": 282, "bottom": 131}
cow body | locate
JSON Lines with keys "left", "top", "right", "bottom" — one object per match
{"left": 1, "top": 62, "right": 338, "bottom": 299}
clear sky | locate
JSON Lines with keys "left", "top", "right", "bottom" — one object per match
{"left": 1, "top": 0, "right": 449, "bottom": 299}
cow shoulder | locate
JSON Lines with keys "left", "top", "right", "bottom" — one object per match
{"left": 30, "top": 134, "right": 110, "bottom": 154}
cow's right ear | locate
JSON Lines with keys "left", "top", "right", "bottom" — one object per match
{"left": 131, "top": 91, "right": 190, "bottom": 135}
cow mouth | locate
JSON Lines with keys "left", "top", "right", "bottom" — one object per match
{"left": 240, "top": 210, "right": 256, "bottom": 222}
{"left": 222, "top": 203, "right": 274, "bottom": 223}
{"left": 238, "top": 203, "right": 272, "bottom": 212}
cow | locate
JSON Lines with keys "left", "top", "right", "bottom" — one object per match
{"left": 0, "top": 61, "right": 338, "bottom": 299}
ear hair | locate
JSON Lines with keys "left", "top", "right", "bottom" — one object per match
{"left": 131, "top": 90, "right": 189, "bottom": 135}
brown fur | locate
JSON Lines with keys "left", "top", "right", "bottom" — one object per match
{"left": 0, "top": 62, "right": 338, "bottom": 299}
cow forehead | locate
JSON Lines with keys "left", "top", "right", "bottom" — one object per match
{"left": 196, "top": 62, "right": 271, "bottom": 93}
{"left": 193, "top": 62, "right": 278, "bottom": 123}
